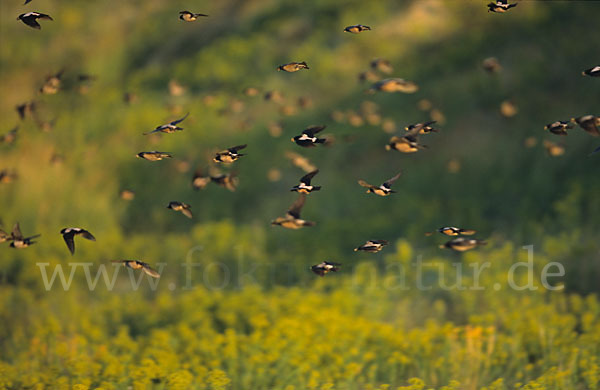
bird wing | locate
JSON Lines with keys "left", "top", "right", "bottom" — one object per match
{"left": 302, "top": 125, "right": 326, "bottom": 136}
{"left": 142, "top": 264, "right": 161, "bottom": 278}
{"left": 287, "top": 194, "right": 306, "bottom": 219}
{"left": 62, "top": 232, "right": 75, "bottom": 255}
{"left": 300, "top": 170, "right": 319, "bottom": 185}
{"left": 404, "top": 125, "right": 424, "bottom": 137}
{"left": 358, "top": 180, "right": 375, "bottom": 189}
{"left": 170, "top": 112, "right": 189, "bottom": 126}
{"left": 590, "top": 145, "right": 600, "bottom": 155}
{"left": 80, "top": 230, "right": 96, "bottom": 241}
{"left": 181, "top": 207, "right": 193, "bottom": 219}
{"left": 37, "top": 13, "right": 53, "bottom": 20}
{"left": 324, "top": 261, "right": 342, "bottom": 266}
{"left": 229, "top": 144, "right": 247, "bottom": 153}
{"left": 23, "top": 17, "right": 42, "bottom": 29}
{"left": 11, "top": 223, "right": 23, "bottom": 240}
{"left": 383, "top": 172, "right": 402, "bottom": 188}
{"left": 143, "top": 128, "right": 162, "bottom": 135}
{"left": 194, "top": 13, "right": 209, "bottom": 17}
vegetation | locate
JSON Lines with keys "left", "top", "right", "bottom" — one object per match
{"left": 1, "top": 0, "right": 599, "bottom": 388}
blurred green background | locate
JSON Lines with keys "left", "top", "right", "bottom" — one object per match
{"left": 1, "top": 0, "right": 599, "bottom": 388}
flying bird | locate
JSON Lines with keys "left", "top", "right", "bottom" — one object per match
{"left": 179, "top": 11, "right": 208, "bottom": 22}
{"left": 542, "top": 140, "right": 565, "bottom": 157}
{"left": 440, "top": 237, "right": 487, "bottom": 252}
{"left": 425, "top": 227, "right": 477, "bottom": 237}
{"left": 144, "top": 113, "right": 189, "bottom": 135}
{"left": 344, "top": 24, "right": 371, "bottom": 34}
{"left": 291, "top": 125, "right": 327, "bottom": 147}
{"left": 39, "top": 69, "right": 64, "bottom": 95}
{"left": 370, "top": 58, "right": 393, "bottom": 74}
{"left": 271, "top": 194, "right": 315, "bottom": 229}
{"left": 582, "top": 66, "right": 600, "bottom": 77}
{"left": 112, "top": 260, "right": 160, "bottom": 278}
{"left": 311, "top": 261, "right": 341, "bottom": 276}
{"left": 0, "top": 228, "right": 12, "bottom": 243}
{"left": 405, "top": 121, "right": 439, "bottom": 134}
{"left": 544, "top": 121, "right": 572, "bottom": 136}
{"left": 487, "top": 0, "right": 517, "bottom": 13}
{"left": 16, "top": 101, "right": 36, "bottom": 120}
{"left": 358, "top": 172, "right": 402, "bottom": 196}
{"left": 370, "top": 78, "right": 418, "bottom": 93}
{"left": 386, "top": 125, "right": 428, "bottom": 153}
{"left": 290, "top": 170, "right": 321, "bottom": 194}
{"left": 571, "top": 115, "right": 600, "bottom": 137}
{"left": 210, "top": 172, "right": 239, "bottom": 191}
{"left": 10, "top": 223, "right": 40, "bottom": 249}
{"left": 277, "top": 62, "right": 309, "bottom": 72}
{"left": 24, "top": 0, "right": 33, "bottom": 4}
{"left": 17, "top": 12, "right": 52, "bottom": 29}
{"left": 0, "top": 127, "right": 18, "bottom": 145}
{"left": 354, "top": 240, "right": 389, "bottom": 253}
{"left": 192, "top": 169, "right": 212, "bottom": 190}
{"left": 60, "top": 228, "right": 96, "bottom": 255}
{"left": 167, "top": 201, "right": 193, "bottom": 219}
{"left": 213, "top": 144, "right": 247, "bottom": 163}
{"left": 136, "top": 151, "right": 172, "bottom": 161}
{"left": 482, "top": 57, "right": 502, "bottom": 73}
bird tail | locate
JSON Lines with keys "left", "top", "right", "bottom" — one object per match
{"left": 301, "top": 62, "right": 309, "bottom": 69}
{"left": 312, "top": 186, "right": 321, "bottom": 191}
{"left": 315, "top": 138, "right": 326, "bottom": 144}
{"left": 460, "top": 229, "right": 477, "bottom": 235}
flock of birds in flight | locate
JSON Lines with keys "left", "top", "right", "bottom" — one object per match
{"left": 3, "top": 0, "right": 600, "bottom": 279}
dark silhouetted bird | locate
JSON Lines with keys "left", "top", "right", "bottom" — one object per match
{"left": 571, "top": 115, "right": 600, "bottom": 137}
{"left": 440, "top": 237, "right": 487, "bottom": 252}
{"left": 358, "top": 172, "right": 402, "bottom": 196}
{"left": 179, "top": 11, "right": 208, "bottom": 22}
{"left": 291, "top": 125, "right": 327, "bottom": 147}
{"left": 582, "top": 66, "right": 600, "bottom": 77}
{"left": 290, "top": 170, "right": 321, "bottom": 194}
{"left": 277, "top": 62, "right": 309, "bottom": 72}
{"left": 487, "top": 0, "right": 517, "bottom": 13}
{"left": 544, "top": 121, "right": 572, "bottom": 136}
{"left": 60, "top": 228, "right": 96, "bottom": 255}
{"left": 112, "top": 260, "right": 160, "bottom": 278}
{"left": 10, "top": 223, "right": 40, "bottom": 249}
{"left": 425, "top": 227, "right": 477, "bottom": 237}
{"left": 17, "top": 12, "right": 52, "bottom": 29}
{"left": 167, "top": 201, "right": 193, "bottom": 218}
{"left": 136, "top": 151, "right": 172, "bottom": 161}
{"left": 311, "top": 261, "right": 341, "bottom": 276}
{"left": 344, "top": 24, "right": 371, "bottom": 34}
{"left": 213, "top": 144, "right": 247, "bottom": 163}
{"left": 24, "top": 0, "right": 33, "bottom": 4}
{"left": 271, "top": 194, "right": 315, "bottom": 229}
{"left": 144, "top": 113, "right": 188, "bottom": 135}
{"left": 16, "top": 101, "right": 36, "bottom": 120}
{"left": 354, "top": 240, "right": 389, "bottom": 253}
